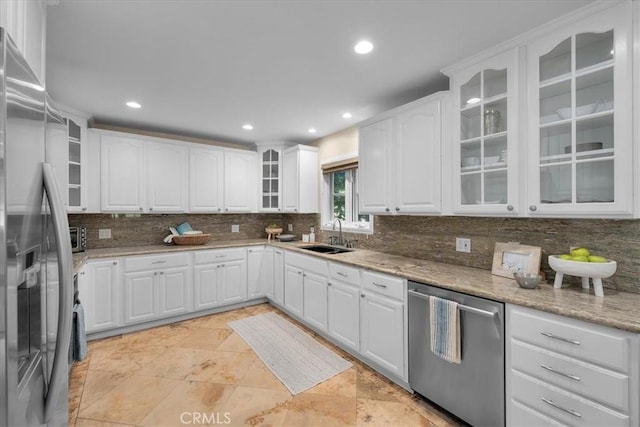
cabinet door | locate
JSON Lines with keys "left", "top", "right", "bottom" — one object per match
{"left": 284, "top": 265, "right": 304, "bottom": 317}
{"left": 360, "top": 291, "right": 404, "bottom": 379}
{"left": 526, "top": 4, "right": 632, "bottom": 216}
{"left": 158, "top": 266, "right": 190, "bottom": 317}
{"left": 81, "top": 260, "right": 121, "bottom": 332}
{"left": 453, "top": 49, "right": 519, "bottom": 215}
{"left": 272, "top": 249, "right": 285, "bottom": 305}
{"left": 193, "top": 264, "right": 220, "bottom": 310}
{"left": 101, "top": 135, "right": 145, "bottom": 212}
{"left": 262, "top": 247, "right": 274, "bottom": 299}
{"left": 147, "top": 141, "right": 187, "bottom": 213}
{"left": 224, "top": 151, "right": 257, "bottom": 212}
{"left": 302, "top": 271, "right": 328, "bottom": 332}
{"left": 247, "top": 247, "right": 265, "bottom": 299}
{"left": 220, "top": 259, "right": 247, "bottom": 305}
{"left": 327, "top": 280, "right": 359, "bottom": 351}
{"left": 359, "top": 118, "right": 393, "bottom": 214}
{"left": 123, "top": 271, "right": 157, "bottom": 324}
{"left": 394, "top": 100, "right": 442, "bottom": 214}
{"left": 189, "top": 147, "right": 223, "bottom": 213}
{"left": 193, "top": 264, "right": 220, "bottom": 311}
{"left": 282, "top": 148, "right": 298, "bottom": 212}
{"left": 259, "top": 148, "right": 282, "bottom": 212}
{"left": 64, "top": 113, "right": 90, "bottom": 213}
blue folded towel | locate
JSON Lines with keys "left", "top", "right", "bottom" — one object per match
{"left": 176, "top": 221, "right": 193, "bottom": 235}
{"left": 429, "top": 296, "right": 461, "bottom": 364}
{"left": 73, "top": 302, "right": 87, "bottom": 361}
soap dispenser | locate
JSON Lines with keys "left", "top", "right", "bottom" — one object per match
{"left": 309, "top": 227, "right": 315, "bottom": 243}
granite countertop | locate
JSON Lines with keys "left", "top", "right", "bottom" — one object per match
{"left": 73, "top": 239, "right": 640, "bottom": 334}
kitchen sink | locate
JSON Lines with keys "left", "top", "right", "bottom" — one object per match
{"left": 300, "top": 245, "right": 354, "bottom": 255}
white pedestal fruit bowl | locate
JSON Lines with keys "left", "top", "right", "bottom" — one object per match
{"left": 548, "top": 255, "right": 617, "bottom": 297}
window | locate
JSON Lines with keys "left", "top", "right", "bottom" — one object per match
{"left": 322, "top": 162, "right": 372, "bottom": 233}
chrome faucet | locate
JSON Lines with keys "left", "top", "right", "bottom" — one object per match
{"left": 332, "top": 218, "right": 344, "bottom": 246}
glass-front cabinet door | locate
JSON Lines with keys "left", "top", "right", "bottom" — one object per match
{"left": 452, "top": 49, "right": 519, "bottom": 215}
{"left": 526, "top": 4, "right": 632, "bottom": 216}
{"left": 259, "top": 147, "right": 282, "bottom": 211}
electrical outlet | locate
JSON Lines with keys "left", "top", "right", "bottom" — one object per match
{"left": 456, "top": 237, "right": 471, "bottom": 253}
{"left": 288, "top": 224, "right": 293, "bottom": 232}
{"left": 231, "top": 224, "right": 239, "bottom": 233}
{"left": 98, "top": 229, "right": 111, "bottom": 239}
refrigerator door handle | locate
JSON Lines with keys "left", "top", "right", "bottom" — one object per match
{"left": 42, "top": 163, "right": 73, "bottom": 422}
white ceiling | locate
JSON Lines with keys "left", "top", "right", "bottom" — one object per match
{"left": 46, "top": 0, "right": 594, "bottom": 146}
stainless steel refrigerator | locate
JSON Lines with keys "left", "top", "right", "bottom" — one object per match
{"left": 1, "top": 28, "right": 73, "bottom": 426}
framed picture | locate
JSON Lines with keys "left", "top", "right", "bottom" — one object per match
{"left": 492, "top": 242, "right": 542, "bottom": 279}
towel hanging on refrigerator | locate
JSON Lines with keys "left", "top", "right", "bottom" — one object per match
{"left": 73, "top": 302, "right": 88, "bottom": 361}
{"left": 429, "top": 295, "right": 461, "bottom": 364}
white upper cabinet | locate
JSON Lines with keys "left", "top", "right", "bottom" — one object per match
{"left": 359, "top": 93, "right": 448, "bottom": 215}
{"left": 0, "top": 0, "right": 46, "bottom": 82}
{"left": 526, "top": 3, "right": 633, "bottom": 217}
{"left": 189, "top": 146, "right": 224, "bottom": 213}
{"left": 101, "top": 134, "right": 146, "bottom": 212}
{"left": 257, "top": 145, "right": 284, "bottom": 212}
{"left": 146, "top": 141, "right": 188, "bottom": 213}
{"left": 449, "top": 49, "right": 519, "bottom": 215}
{"left": 282, "top": 145, "right": 319, "bottom": 213}
{"left": 224, "top": 150, "right": 257, "bottom": 212}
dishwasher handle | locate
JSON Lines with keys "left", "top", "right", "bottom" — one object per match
{"left": 408, "top": 289, "right": 497, "bottom": 318}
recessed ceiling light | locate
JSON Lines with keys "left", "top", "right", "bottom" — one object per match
{"left": 242, "top": 124, "right": 254, "bottom": 130}
{"left": 342, "top": 112, "right": 352, "bottom": 119}
{"left": 354, "top": 40, "right": 374, "bottom": 55}
{"left": 466, "top": 97, "right": 481, "bottom": 105}
{"left": 126, "top": 101, "right": 141, "bottom": 109}
{"left": 308, "top": 128, "right": 317, "bottom": 134}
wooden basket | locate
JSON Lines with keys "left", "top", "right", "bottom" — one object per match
{"left": 172, "top": 234, "right": 211, "bottom": 246}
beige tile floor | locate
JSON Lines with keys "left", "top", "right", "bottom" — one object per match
{"left": 69, "top": 303, "right": 462, "bottom": 426}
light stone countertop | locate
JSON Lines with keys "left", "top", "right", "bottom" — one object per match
{"left": 73, "top": 239, "right": 640, "bottom": 334}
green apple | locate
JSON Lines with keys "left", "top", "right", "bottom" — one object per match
{"left": 570, "top": 255, "right": 589, "bottom": 262}
{"left": 558, "top": 254, "right": 572, "bottom": 260}
{"left": 588, "top": 255, "right": 607, "bottom": 263}
{"left": 570, "top": 247, "right": 591, "bottom": 257}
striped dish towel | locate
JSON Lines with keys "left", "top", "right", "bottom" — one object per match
{"left": 429, "top": 296, "right": 461, "bottom": 364}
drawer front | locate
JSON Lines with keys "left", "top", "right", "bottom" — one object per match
{"left": 125, "top": 253, "right": 190, "bottom": 272}
{"left": 510, "top": 307, "right": 630, "bottom": 372}
{"left": 509, "top": 400, "right": 568, "bottom": 427}
{"left": 285, "top": 251, "right": 328, "bottom": 276}
{"left": 511, "top": 340, "right": 630, "bottom": 412}
{"left": 361, "top": 270, "right": 405, "bottom": 301}
{"left": 511, "top": 370, "right": 629, "bottom": 427}
{"left": 329, "top": 262, "right": 360, "bottom": 286}
{"left": 193, "top": 248, "right": 246, "bottom": 265}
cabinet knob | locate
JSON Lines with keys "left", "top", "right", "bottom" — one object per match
{"left": 218, "top": 208, "right": 221, "bottom": 212}
{"left": 112, "top": 261, "right": 117, "bottom": 265}
{"left": 395, "top": 207, "right": 400, "bottom": 212}
{"left": 225, "top": 208, "right": 229, "bottom": 212}
{"left": 328, "top": 282, "right": 332, "bottom": 286}
{"left": 82, "top": 207, "right": 87, "bottom": 211}
{"left": 360, "top": 293, "right": 365, "bottom": 298}
{"left": 506, "top": 204, "right": 514, "bottom": 211}
{"left": 139, "top": 207, "right": 143, "bottom": 211}
{"left": 154, "top": 272, "right": 158, "bottom": 275}
{"left": 80, "top": 271, "right": 85, "bottom": 275}
{"left": 160, "top": 271, "right": 164, "bottom": 275}
{"left": 385, "top": 207, "right": 390, "bottom": 212}
{"left": 149, "top": 207, "right": 153, "bottom": 211}
{"left": 529, "top": 205, "right": 537, "bottom": 212}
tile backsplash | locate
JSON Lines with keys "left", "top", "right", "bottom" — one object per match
{"left": 70, "top": 213, "right": 640, "bottom": 294}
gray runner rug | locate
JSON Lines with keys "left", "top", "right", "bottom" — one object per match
{"left": 227, "top": 312, "right": 352, "bottom": 395}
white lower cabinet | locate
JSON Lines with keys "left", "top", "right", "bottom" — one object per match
{"left": 123, "top": 253, "right": 191, "bottom": 325}
{"left": 248, "top": 246, "right": 270, "bottom": 299}
{"left": 506, "top": 305, "right": 639, "bottom": 427}
{"left": 327, "top": 280, "right": 359, "bottom": 352}
{"left": 302, "top": 271, "right": 328, "bottom": 332}
{"left": 284, "top": 265, "right": 304, "bottom": 318}
{"left": 193, "top": 248, "right": 247, "bottom": 311}
{"left": 77, "top": 259, "right": 121, "bottom": 333}
{"left": 360, "top": 289, "right": 404, "bottom": 379}
{"left": 261, "top": 247, "right": 275, "bottom": 299}
{"left": 272, "top": 249, "right": 285, "bottom": 305}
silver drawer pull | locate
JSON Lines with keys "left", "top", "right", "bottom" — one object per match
{"left": 372, "top": 282, "right": 387, "bottom": 288}
{"left": 215, "top": 255, "right": 227, "bottom": 258}
{"left": 541, "top": 397, "right": 581, "bottom": 418}
{"left": 540, "top": 331, "right": 581, "bottom": 346}
{"left": 151, "top": 260, "right": 166, "bottom": 264}
{"left": 540, "top": 364, "right": 581, "bottom": 382}
{"left": 337, "top": 271, "right": 348, "bottom": 277}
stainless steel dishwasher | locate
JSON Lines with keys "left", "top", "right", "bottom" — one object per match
{"left": 408, "top": 281, "right": 505, "bottom": 427}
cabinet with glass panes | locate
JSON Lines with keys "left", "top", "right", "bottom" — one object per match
{"left": 447, "top": 49, "right": 519, "bottom": 215}
{"left": 257, "top": 145, "right": 284, "bottom": 212}
{"left": 64, "top": 112, "right": 89, "bottom": 213}
{"left": 526, "top": 3, "right": 633, "bottom": 216}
